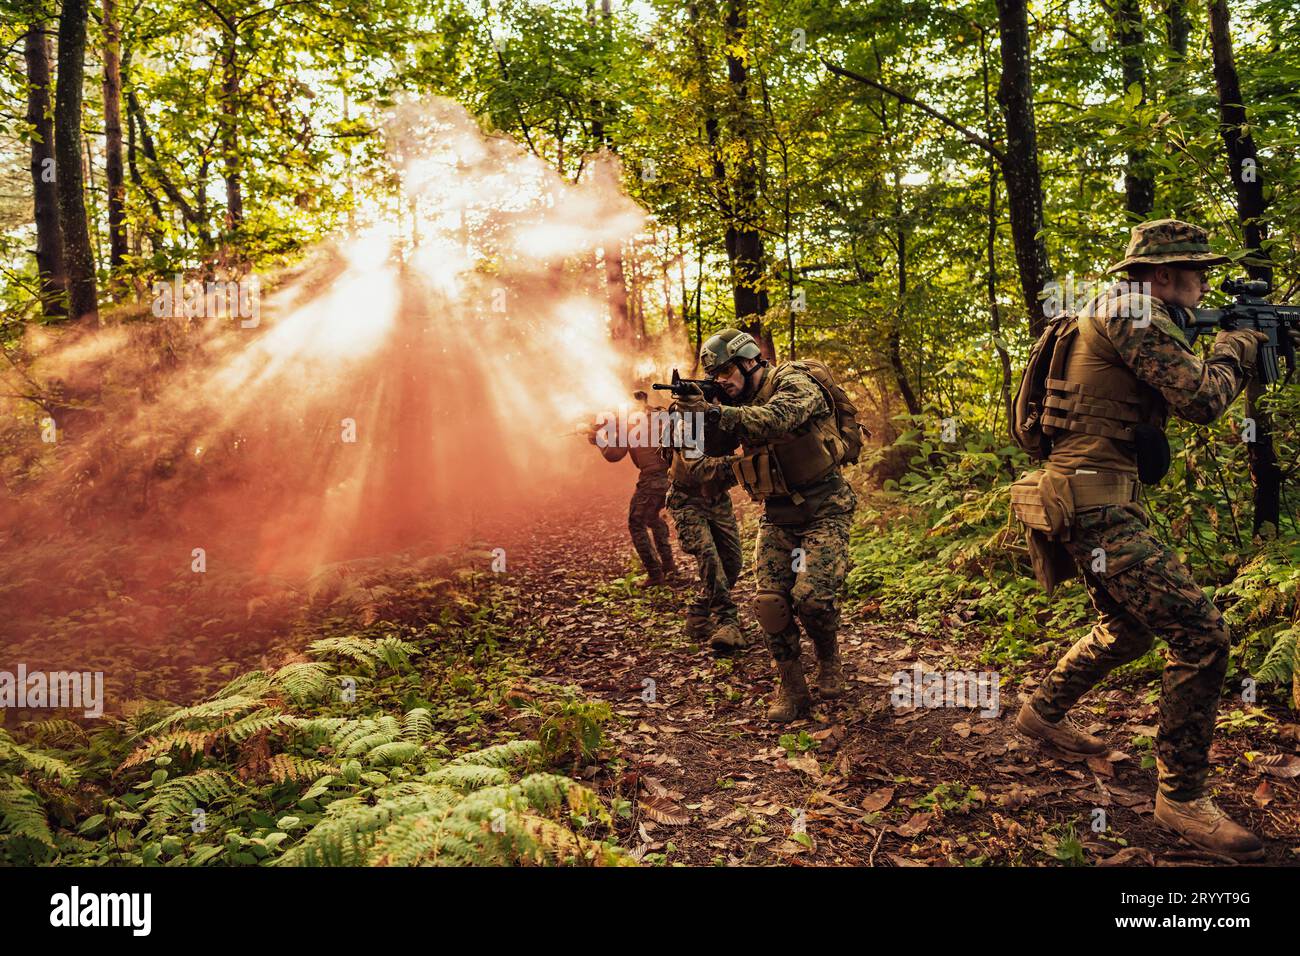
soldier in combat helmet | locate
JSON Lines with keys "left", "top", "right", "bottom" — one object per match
{"left": 679, "top": 330, "right": 860, "bottom": 722}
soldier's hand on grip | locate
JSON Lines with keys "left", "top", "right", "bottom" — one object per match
{"left": 1213, "top": 328, "right": 1270, "bottom": 374}
{"left": 673, "top": 382, "right": 710, "bottom": 416}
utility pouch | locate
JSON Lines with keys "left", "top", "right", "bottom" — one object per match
{"left": 1132, "top": 423, "right": 1171, "bottom": 485}
{"left": 732, "top": 448, "right": 789, "bottom": 499}
{"left": 1009, "top": 469, "right": 1075, "bottom": 539}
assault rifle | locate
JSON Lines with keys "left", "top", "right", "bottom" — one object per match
{"left": 1174, "top": 278, "right": 1300, "bottom": 385}
{"left": 652, "top": 369, "right": 727, "bottom": 404}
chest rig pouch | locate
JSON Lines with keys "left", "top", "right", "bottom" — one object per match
{"left": 731, "top": 367, "right": 841, "bottom": 503}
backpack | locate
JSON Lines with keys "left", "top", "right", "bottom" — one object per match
{"left": 788, "top": 360, "right": 869, "bottom": 465}
{"left": 1011, "top": 314, "right": 1079, "bottom": 460}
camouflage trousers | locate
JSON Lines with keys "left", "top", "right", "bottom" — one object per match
{"left": 667, "top": 488, "right": 742, "bottom": 624}
{"left": 628, "top": 483, "right": 674, "bottom": 574}
{"left": 1029, "top": 503, "right": 1230, "bottom": 800}
{"left": 754, "top": 477, "right": 857, "bottom": 662}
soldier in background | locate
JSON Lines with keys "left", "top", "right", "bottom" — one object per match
{"left": 681, "top": 330, "right": 859, "bottom": 722}
{"left": 591, "top": 390, "right": 678, "bottom": 586}
{"left": 1010, "top": 219, "right": 1271, "bottom": 861}
{"left": 664, "top": 439, "right": 746, "bottom": 653}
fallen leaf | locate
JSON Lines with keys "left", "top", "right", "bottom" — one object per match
{"left": 861, "top": 787, "right": 895, "bottom": 813}
{"left": 640, "top": 795, "right": 691, "bottom": 826}
{"left": 893, "top": 811, "right": 933, "bottom": 838}
{"left": 1252, "top": 780, "right": 1274, "bottom": 807}
{"left": 1248, "top": 753, "right": 1300, "bottom": 778}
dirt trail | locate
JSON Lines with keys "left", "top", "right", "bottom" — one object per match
{"left": 497, "top": 480, "right": 1300, "bottom": 867}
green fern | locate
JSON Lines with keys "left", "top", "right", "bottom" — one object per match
{"left": 271, "top": 662, "right": 335, "bottom": 702}
{"left": 1254, "top": 628, "right": 1297, "bottom": 686}
{"left": 140, "top": 770, "right": 241, "bottom": 828}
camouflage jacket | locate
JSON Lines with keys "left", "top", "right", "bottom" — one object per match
{"left": 716, "top": 365, "right": 830, "bottom": 444}
{"left": 1047, "top": 287, "right": 1249, "bottom": 474}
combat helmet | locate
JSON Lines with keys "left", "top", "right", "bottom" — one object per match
{"left": 700, "top": 329, "right": 761, "bottom": 375}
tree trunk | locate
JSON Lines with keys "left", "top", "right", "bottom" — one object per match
{"left": 25, "top": 24, "right": 66, "bottom": 318}
{"left": 220, "top": 27, "right": 244, "bottom": 231}
{"left": 980, "top": 28, "right": 1014, "bottom": 434}
{"left": 890, "top": 218, "right": 920, "bottom": 417}
{"left": 586, "top": 0, "right": 632, "bottom": 342}
{"left": 1117, "top": 0, "right": 1154, "bottom": 217}
{"left": 1165, "top": 0, "right": 1189, "bottom": 57}
{"left": 994, "top": 0, "right": 1052, "bottom": 337}
{"left": 102, "top": 0, "right": 127, "bottom": 272}
{"left": 55, "top": 0, "right": 99, "bottom": 323}
{"left": 723, "top": 0, "right": 769, "bottom": 340}
{"left": 1209, "top": 0, "right": 1279, "bottom": 535}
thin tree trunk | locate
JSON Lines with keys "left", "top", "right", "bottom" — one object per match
{"left": 1117, "top": 0, "right": 1154, "bottom": 217}
{"left": 25, "top": 24, "right": 65, "bottom": 318}
{"left": 102, "top": 0, "right": 127, "bottom": 272}
{"left": 980, "top": 28, "right": 1014, "bottom": 434}
{"left": 723, "top": 0, "right": 770, "bottom": 343}
{"left": 1165, "top": 0, "right": 1189, "bottom": 57}
{"left": 220, "top": 27, "right": 244, "bottom": 231}
{"left": 994, "top": 0, "right": 1052, "bottom": 336}
{"left": 890, "top": 208, "right": 920, "bottom": 417}
{"left": 55, "top": 0, "right": 99, "bottom": 323}
{"left": 1209, "top": 0, "right": 1279, "bottom": 534}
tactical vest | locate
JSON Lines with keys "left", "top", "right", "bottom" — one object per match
{"left": 731, "top": 363, "right": 845, "bottom": 502}
{"left": 1037, "top": 307, "right": 1170, "bottom": 475}
{"left": 629, "top": 443, "right": 668, "bottom": 477}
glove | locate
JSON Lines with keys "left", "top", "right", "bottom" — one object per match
{"left": 702, "top": 406, "right": 739, "bottom": 457}
{"left": 1213, "top": 329, "right": 1270, "bottom": 372}
{"left": 672, "top": 382, "right": 710, "bottom": 417}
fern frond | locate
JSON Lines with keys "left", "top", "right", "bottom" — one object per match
{"left": 365, "top": 742, "right": 422, "bottom": 767}
{"left": 266, "top": 754, "right": 337, "bottom": 784}
{"left": 1255, "top": 628, "right": 1297, "bottom": 685}
{"left": 212, "top": 670, "right": 273, "bottom": 701}
{"left": 447, "top": 739, "right": 540, "bottom": 770}
{"left": 118, "top": 730, "right": 210, "bottom": 771}
{"left": 271, "top": 662, "right": 335, "bottom": 703}
{"left": 401, "top": 708, "right": 433, "bottom": 741}
{"left": 0, "top": 731, "right": 79, "bottom": 785}
{"left": 0, "top": 779, "right": 54, "bottom": 847}
{"left": 279, "top": 790, "right": 460, "bottom": 866}
{"left": 140, "top": 770, "right": 240, "bottom": 827}
{"left": 422, "top": 764, "right": 509, "bottom": 790}
{"left": 142, "top": 695, "right": 266, "bottom": 735}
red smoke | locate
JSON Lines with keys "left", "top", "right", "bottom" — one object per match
{"left": 0, "top": 99, "right": 671, "bottom": 703}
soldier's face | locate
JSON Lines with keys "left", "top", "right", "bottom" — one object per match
{"left": 1163, "top": 266, "right": 1211, "bottom": 308}
{"left": 712, "top": 361, "right": 747, "bottom": 398}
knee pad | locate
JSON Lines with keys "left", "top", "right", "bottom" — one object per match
{"left": 753, "top": 589, "right": 792, "bottom": 636}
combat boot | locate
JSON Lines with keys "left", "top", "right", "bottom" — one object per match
{"left": 684, "top": 611, "right": 711, "bottom": 640}
{"left": 1154, "top": 793, "right": 1265, "bottom": 862}
{"left": 640, "top": 567, "right": 666, "bottom": 587}
{"left": 1014, "top": 700, "right": 1107, "bottom": 756}
{"left": 708, "top": 621, "right": 747, "bottom": 653}
{"left": 811, "top": 634, "right": 844, "bottom": 698}
{"left": 765, "top": 658, "right": 812, "bottom": 723}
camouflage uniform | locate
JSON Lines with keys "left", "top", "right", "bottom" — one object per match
{"left": 601, "top": 441, "right": 675, "bottom": 579}
{"left": 717, "top": 366, "right": 858, "bottom": 663}
{"left": 666, "top": 453, "right": 743, "bottom": 629}
{"left": 1023, "top": 221, "right": 1257, "bottom": 801}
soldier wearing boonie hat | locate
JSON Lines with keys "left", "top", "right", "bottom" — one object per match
{"left": 1011, "top": 219, "right": 1270, "bottom": 861}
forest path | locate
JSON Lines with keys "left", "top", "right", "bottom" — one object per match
{"left": 493, "top": 481, "right": 1300, "bottom": 867}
